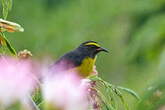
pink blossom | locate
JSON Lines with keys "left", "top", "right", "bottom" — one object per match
{"left": 0, "top": 56, "right": 37, "bottom": 105}
{"left": 42, "top": 71, "right": 89, "bottom": 110}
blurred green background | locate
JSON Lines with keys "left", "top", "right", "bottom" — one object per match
{"left": 1, "top": 0, "right": 165, "bottom": 109}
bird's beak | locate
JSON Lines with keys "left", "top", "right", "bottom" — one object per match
{"left": 97, "top": 47, "right": 109, "bottom": 53}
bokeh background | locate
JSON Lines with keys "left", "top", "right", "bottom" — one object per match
{"left": 1, "top": 0, "right": 165, "bottom": 109}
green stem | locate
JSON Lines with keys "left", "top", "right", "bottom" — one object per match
{"left": 0, "top": 32, "right": 17, "bottom": 55}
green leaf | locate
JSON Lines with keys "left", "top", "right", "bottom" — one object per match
{"left": 1, "top": 0, "right": 13, "bottom": 19}
{"left": 117, "top": 86, "right": 140, "bottom": 100}
{"left": 88, "top": 76, "right": 140, "bottom": 110}
{"left": 0, "top": 32, "right": 17, "bottom": 55}
{"left": 113, "top": 88, "right": 129, "bottom": 110}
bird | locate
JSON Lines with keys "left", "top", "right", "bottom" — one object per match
{"left": 51, "top": 41, "right": 108, "bottom": 78}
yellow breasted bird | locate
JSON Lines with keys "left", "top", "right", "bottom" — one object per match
{"left": 51, "top": 41, "right": 108, "bottom": 78}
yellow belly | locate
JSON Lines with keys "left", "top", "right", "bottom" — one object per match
{"left": 77, "top": 57, "right": 96, "bottom": 77}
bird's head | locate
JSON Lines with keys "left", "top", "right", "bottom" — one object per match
{"left": 77, "top": 41, "right": 109, "bottom": 58}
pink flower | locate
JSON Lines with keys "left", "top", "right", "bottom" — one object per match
{"left": 42, "top": 71, "right": 89, "bottom": 110}
{"left": 0, "top": 56, "right": 37, "bottom": 105}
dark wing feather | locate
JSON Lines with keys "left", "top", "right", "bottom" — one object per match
{"left": 50, "top": 49, "right": 86, "bottom": 72}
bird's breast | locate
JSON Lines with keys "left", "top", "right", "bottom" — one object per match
{"left": 76, "top": 56, "right": 97, "bottom": 77}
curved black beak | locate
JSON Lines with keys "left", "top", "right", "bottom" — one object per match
{"left": 97, "top": 47, "right": 109, "bottom": 53}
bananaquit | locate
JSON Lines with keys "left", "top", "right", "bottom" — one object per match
{"left": 51, "top": 41, "right": 108, "bottom": 78}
